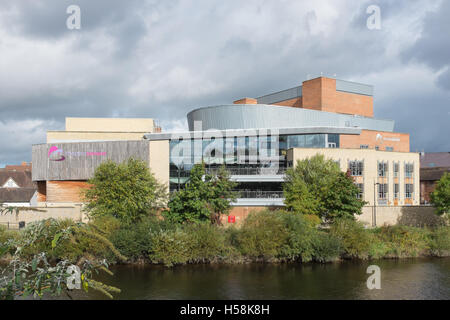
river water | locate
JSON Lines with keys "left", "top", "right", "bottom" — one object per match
{"left": 67, "top": 258, "right": 449, "bottom": 300}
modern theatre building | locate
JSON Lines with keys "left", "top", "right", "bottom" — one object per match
{"left": 32, "top": 76, "right": 420, "bottom": 218}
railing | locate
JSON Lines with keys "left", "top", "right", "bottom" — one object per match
{"left": 205, "top": 167, "right": 287, "bottom": 176}
{"left": 236, "top": 191, "right": 284, "bottom": 199}
{"left": 0, "top": 221, "right": 25, "bottom": 230}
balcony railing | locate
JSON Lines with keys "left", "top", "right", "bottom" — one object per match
{"left": 205, "top": 166, "right": 287, "bottom": 176}
{"left": 236, "top": 191, "right": 284, "bottom": 199}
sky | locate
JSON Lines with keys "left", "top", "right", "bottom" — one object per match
{"left": 0, "top": 0, "right": 449, "bottom": 167}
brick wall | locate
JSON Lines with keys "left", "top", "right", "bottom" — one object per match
{"left": 340, "top": 129, "right": 410, "bottom": 152}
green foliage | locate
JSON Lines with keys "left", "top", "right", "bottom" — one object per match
{"left": 148, "top": 228, "right": 192, "bottom": 267}
{"left": 375, "top": 225, "right": 430, "bottom": 258}
{"left": 430, "top": 172, "right": 450, "bottom": 216}
{"left": 330, "top": 218, "right": 372, "bottom": 259}
{"left": 284, "top": 154, "right": 365, "bottom": 220}
{"left": 312, "top": 233, "right": 343, "bottom": 263}
{"left": 236, "top": 210, "right": 288, "bottom": 259}
{"left": 109, "top": 217, "right": 161, "bottom": 262}
{"left": 12, "top": 218, "right": 126, "bottom": 263}
{"left": 183, "top": 223, "right": 226, "bottom": 263}
{"left": 165, "top": 163, "right": 237, "bottom": 224}
{"left": 278, "top": 211, "right": 319, "bottom": 262}
{"left": 83, "top": 158, "right": 168, "bottom": 223}
{"left": 0, "top": 252, "right": 120, "bottom": 300}
{"left": 428, "top": 226, "right": 450, "bottom": 257}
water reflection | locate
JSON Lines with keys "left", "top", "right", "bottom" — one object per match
{"left": 33, "top": 258, "right": 450, "bottom": 300}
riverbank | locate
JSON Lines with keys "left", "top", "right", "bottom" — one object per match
{"left": 1, "top": 210, "right": 449, "bottom": 267}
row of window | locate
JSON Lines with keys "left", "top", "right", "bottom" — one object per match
{"left": 361, "top": 145, "right": 394, "bottom": 151}
{"left": 347, "top": 160, "right": 414, "bottom": 178}
{"left": 355, "top": 183, "right": 414, "bottom": 200}
{"left": 169, "top": 134, "right": 340, "bottom": 171}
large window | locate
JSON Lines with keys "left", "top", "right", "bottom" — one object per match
{"left": 355, "top": 183, "right": 364, "bottom": 199}
{"left": 348, "top": 160, "right": 364, "bottom": 176}
{"left": 393, "top": 162, "right": 399, "bottom": 178}
{"left": 405, "top": 184, "right": 414, "bottom": 199}
{"left": 394, "top": 183, "right": 399, "bottom": 199}
{"left": 378, "top": 183, "right": 388, "bottom": 200}
{"left": 378, "top": 162, "right": 388, "bottom": 177}
{"left": 405, "top": 163, "right": 414, "bottom": 178}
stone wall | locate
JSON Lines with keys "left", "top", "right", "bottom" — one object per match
{"left": 0, "top": 205, "right": 88, "bottom": 229}
{"left": 357, "top": 205, "right": 445, "bottom": 227}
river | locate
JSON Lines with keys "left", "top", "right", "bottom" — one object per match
{"left": 62, "top": 257, "right": 450, "bottom": 300}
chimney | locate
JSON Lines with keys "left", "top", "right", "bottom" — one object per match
{"left": 233, "top": 98, "right": 257, "bottom": 104}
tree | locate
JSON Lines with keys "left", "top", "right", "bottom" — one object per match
{"left": 82, "top": 158, "right": 167, "bottom": 223}
{"left": 208, "top": 165, "right": 238, "bottom": 225}
{"left": 430, "top": 172, "right": 450, "bottom": 216}
{"left": 283, "top": 154, "right": 365, "bottom": 221}
{"left": 165, "top": 163, "right": 237, "bottom": 225}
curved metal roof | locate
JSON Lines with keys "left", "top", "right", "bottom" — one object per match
{"left": 187, "top": 104, "right": 394, "bottom": 132}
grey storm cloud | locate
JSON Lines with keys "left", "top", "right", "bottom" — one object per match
{"left": 0, "top": 0, "right": 449, "bottom": 167}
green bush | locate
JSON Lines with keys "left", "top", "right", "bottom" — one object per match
{"left": 0, "top": 225, "right": 20, "bottom": 244}
{"left": 330, "top": 218, "right": 371, "bottom": 259}
{"left": 376, "top": 226, "right": 430, "bottom": 258}
{"left": 428, "top": 226, "right": 450, "bottom": 257}
{"left": 312, "top": 232, "right": 343, "bottom": 263}
{"left": 148, "top": 228, "right": 192, "bottom": 267}
{"left": 89, "top": 216, "right": 122, "bottom": 237}
{"left": 236, "top": 210, "right": 288, "bottom": 260}
{"left": 14, "top": 219, "right": 125, "bottom": 263}
{"left": 279, "top": 212, "right": 319, "bottom": 262}
{"left": 183, "top": 223, "right": 225, "bottom": 263}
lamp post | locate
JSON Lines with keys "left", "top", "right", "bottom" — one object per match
{"left": 373, "top": 182, "right": 380, "bottom": 227}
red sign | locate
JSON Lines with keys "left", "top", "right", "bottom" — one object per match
{"left": 228, "top": 215, "right": 236, "bottom": 223}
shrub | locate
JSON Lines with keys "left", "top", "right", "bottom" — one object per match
{"left": 148, "top": 228, "right": 192, "bottom": 267}
{"left": 236, "top": 210, "right": 288, "bottom": 260}
{"left": 313, "top": 232, "right": 343, "bottom": 263}
{"left": 15, "top": 219, "right": 125, "bottom": 263}
{"left": 89, "top": 215, "right": 122, "bottom": 237}
{"left": 376, "top": 226, "right": 430, "bottom": 258}
{"left": 183, "top": 223, "right": 225, "bottom": 263}
{"left": 330, "top": 218, "right": 371, "bottom": 259}
{"left": 428, "top": 226, "right": 450, "bottom": 257}
{"left": 279, "top": 212, "right": 319, "bottom": 262}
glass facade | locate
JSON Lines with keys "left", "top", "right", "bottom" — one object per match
{"left": 169, "top": 133, "right": 339, "bottom": 191}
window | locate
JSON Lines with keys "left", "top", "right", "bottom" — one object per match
{"left": 348, "top": 160, "right": 364, "bottom": 176}
{"left": 405, "top": 163, "right": 414, "bottom": 178}
{"left": 360, "top": 144, "right": 369, "bottom": 149}
{"left": 405, "top": 184, "right": 414, "bottom": 199}
{"left": 355, "top": 183, "right": 364, "bottom": 199}
{"left": 375, "top": 146, "right": 380, "bottom": 151}
{"left": 394, "top": 162, "right": 399, "bottom": 178}
{"left": 394, "top": 183, "right": 399, "bottom": 199}
{"left": 378, "top": 162, "right": 388, "bottom": 177}
{"left": 2, "top": 178, "right": 19, "bottom": 188}
{"left": 386, "top": 146, "right": 394, "bottom": 152}
{"left": 378, "top": 183, "right": 388, "bottom": 200}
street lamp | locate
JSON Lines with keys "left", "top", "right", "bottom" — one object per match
{"left": 373, "top": 182, "right": 380, "bottom": 227}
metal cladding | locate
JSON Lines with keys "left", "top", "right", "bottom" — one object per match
{"left": 187, "top": 104, "right": 394, "bottom": 132}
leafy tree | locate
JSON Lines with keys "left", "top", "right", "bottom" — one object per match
{"left": 430, "top": 172, "right": 450, "bottom": 216}
{"left": 82, "top": 158, "right": 167, "bottom": 223}
{"left": 284, "top": 154, "right": 365, "bottom": 221}
{"left": 165, "top": 163, "right": 237, "bottom": 225}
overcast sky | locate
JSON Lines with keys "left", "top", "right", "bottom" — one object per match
{"left": 0, "top": 0, "right": 449, "bottom": 167}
